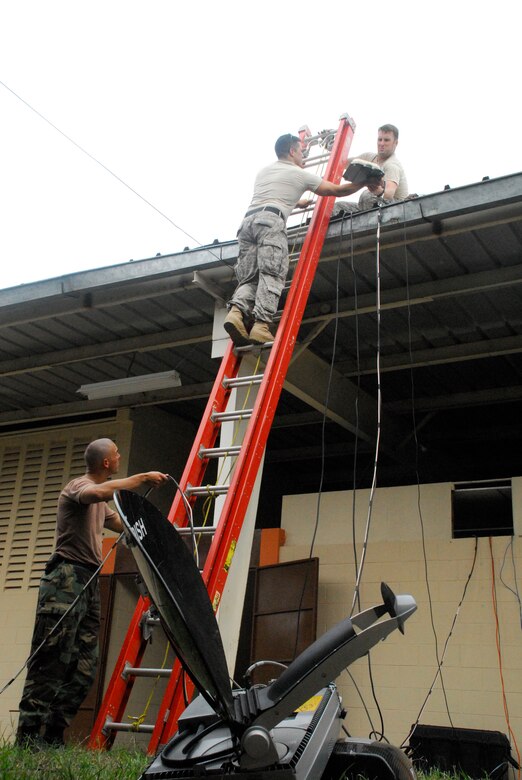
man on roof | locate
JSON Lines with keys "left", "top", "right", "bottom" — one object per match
{"left": 353, "top": 123, "right": 409, "bottom": 210}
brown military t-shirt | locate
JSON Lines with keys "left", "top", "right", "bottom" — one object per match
{"left": 54, "top": 475, "right": 118, "bottom": 567}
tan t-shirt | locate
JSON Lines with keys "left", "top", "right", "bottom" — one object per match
{"left": 247, "top": 160, "right": 322, "bottom": 220}
{"left": 54, "top": 475, "right": 118, "bottom": 567}
{"left": 357, "top": 152, "right": 409, "bottom": 200}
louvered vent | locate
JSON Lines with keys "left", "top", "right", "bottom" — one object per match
{"left": 0, "top": 447, "right": 22, "bottom": 588}
{"left": 0, "top": 425, "right": 121, "bottom": 591}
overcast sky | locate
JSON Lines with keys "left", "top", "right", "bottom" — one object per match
{"left": 0, "top": 0, "right": 520, "bottom": 291}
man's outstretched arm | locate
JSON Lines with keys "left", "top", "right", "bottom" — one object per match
{"left": 80, "top": 471, "right": 169, "bottom": 503}
{"left": 315, "top": 179, "right": 364, "bottom": 198}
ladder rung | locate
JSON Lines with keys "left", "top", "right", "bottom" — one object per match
{"left": 199, "top": 445, "right": 241, "bottom": 459}
{"left": 104, "top": 721, "right": 154, "bottom": 734}
{"left": 234, "top": 341, "right": 273, "bottom": 353}
{"left": 211, "top": 409, "right": 253, "bottom": 423}
{"left": 223, "top": 374, "right": 264, "bottom": 388}
{"left": 185, "top": 484, "right": 229, "bottom": 497}
{"left": 123, "top": 664, "right": 172, "bottom": 680}
{"left": 303, "top": 152, "right": 330, "bottom": 166}
{"left": 176, "top": 525, "right": 216, "bottom": 536}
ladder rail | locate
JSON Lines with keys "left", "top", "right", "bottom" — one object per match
{"left": 89, "top": 114, "right": 355, "bottom": 754}
{"left": 167, "top": 340, "right": 242, "bottom": 527}
{"left": 150, "top": 114, "right": 355, "bottom": 753}
{"left": 88, "top": 343, "right": 242, "bottom": 749}
{"left": 89, "top": 595, "right": 151, "bottom": 748}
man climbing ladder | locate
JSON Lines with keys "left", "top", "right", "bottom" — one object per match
{"left": 224, "top": 132, "right": 370, "bottom": 346}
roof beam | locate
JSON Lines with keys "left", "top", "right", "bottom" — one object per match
{"left": 284, "top": 348, "right": 413, "bottom": 460}
{"left": 3, "top": 262, "right": 522, "bottom": 382}
{"left": 0, "top": 324, "right": 210, "bottom": 379}
{"left": 387, "top": 384, "right": 522, "bottom": 414}
{"left": 339, "top": 334, "right": 522, "bottom": 376}
{"left": 303, "top": 262, "right": 522, "bottom": 325}
{"left": 0, "top": 382, "right": 213, "bottom": 427}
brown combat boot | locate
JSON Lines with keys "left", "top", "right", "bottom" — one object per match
{"left": 223, "top": 306, "right": 250, "bottom": 347}
{"left": 249, "top": 321, "right": 274, "bottom": 345}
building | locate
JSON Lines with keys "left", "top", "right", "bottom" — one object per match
{"left": 1, "top": 173, "right": 521, "bottom": 750}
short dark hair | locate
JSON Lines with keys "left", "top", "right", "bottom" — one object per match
{"left": 378, "top": 124, "right": 399, "bottom": 140}
{"left": 275, "top": 134, "right": 300, "bottom": 159}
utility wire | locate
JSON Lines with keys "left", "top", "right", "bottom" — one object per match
{"left": 499, "top": 536, "right": 522, "bottom": 629}
{"left": 0, "top": 79, "right": 232, "bottom": 267}
{"left": 0, "top": 478, "right": 193, "bottom": 699}
{"left": 0, "top": 532, "right": 123, "bottom": 697}
{"left": 308, "top": 217, "right": 343, "bottom": 559}
{"left": 349, "top": 210, "right": 362, "bottom": 613}
{"left": 402, "top": 201, "right": 454, "bottom": 734}
{"left": 349, "top": 205, "right": 383, "bottom": 618}
{"left": 489, "top": 537, "right": 521, "bottom": 774}
{"left": 402, "top": 537, "right": 478, "bottom": 748}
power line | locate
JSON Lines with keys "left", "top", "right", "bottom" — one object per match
{"left": 0, "top": 78, "right": 227, "bottom": 263}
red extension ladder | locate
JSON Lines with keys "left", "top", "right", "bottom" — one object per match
{"left": 88, "top": 114, "right": 355, "bottom": 755}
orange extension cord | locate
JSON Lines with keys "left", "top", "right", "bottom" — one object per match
{"left": 489, "top": 536, "right": 521, "bottom": 777}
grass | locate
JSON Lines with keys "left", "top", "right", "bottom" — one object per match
{"left": 0, "top": 742, "right": 149, "bottom": 780}
{"left": 0, "top": 742, "right": 468, "bottom": 780}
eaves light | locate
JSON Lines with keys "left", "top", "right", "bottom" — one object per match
{"left": 77, "top": 370, "right": 182, "bottom": 400}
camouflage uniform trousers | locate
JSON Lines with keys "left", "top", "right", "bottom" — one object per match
{"left": 18, "top": 559, "right": 100, "bottom": 732}
{"left": 229, "top": 211, "right": 288, "bottom": 324}
{"left": 358, "top": 189, "right": 400, "bottom": 210}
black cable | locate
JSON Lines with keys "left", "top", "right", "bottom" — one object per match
{"left": 0, "top": 78, "right": 235, "bottom": 270}
{"left": 348, "top": 210, "right": 362, "bottom": 612}
{"left": 349, "top": 205, "right": 383, "bottom": 618}
{"left": 499, "top": 536, "right": 522, "bottom": 629}
{"left": 401, "top": 538, "right": 478, "bottom": 748}
{"left": 344, "top": 668, "right": 378, "bottom": 738}
{"left": 287, "top": 212, "right": 347, "bottom": 666}
{"left": 342, "top": 210, "right": 387, "bottom": 740}
{"left": 0, "top": 476, "right": 188, "bottom": 699}
{"left": 366, "top": 653, "right": 387, "bottom": 742}
{"left": 166, "top": 474, "right": 198, "bottom": 565}
{"left": 402, "top": 202, "right": 455, "bottom": 730}
{"left": 286, "top": 209, "right": 349, "bottom": 666}
{"left": 0, "top": 532, "right": 123, "bottom": 697}
{"left": 308, "top": 214, "right": 344, "bottom": 559}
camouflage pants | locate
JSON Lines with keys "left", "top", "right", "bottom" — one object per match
{"left": 229, "top": 211, "right": 288, "bottom": 324}
{"left": 18, "top": 560, "right": 100, "bottom": 732}
{"left": 358, "top": 190, "right": 400, "bottom": 210}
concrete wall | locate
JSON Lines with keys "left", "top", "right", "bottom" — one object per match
{"left": 280, "top": 480, "right": 522, "bottom": 749}
{"left": 126, "top": 406, "right": 197, "bottom": 518}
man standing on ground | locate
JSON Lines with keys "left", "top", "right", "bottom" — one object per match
{"left": 353, "top": 123, "right": 409, "bottom": 210}
{"left": 16, "top": 438, "right": 168, "bottom": 747}
{"left": 223, "top": 133, "right": 369, "bottom": 347}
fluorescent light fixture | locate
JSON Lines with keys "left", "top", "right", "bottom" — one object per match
{"left": 77, "top": 370, "right": 182, "bottom": 400}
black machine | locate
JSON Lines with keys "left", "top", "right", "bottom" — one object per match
{"left": 116, "top": 490, "right": 417, "bottom": 780}
{"left": 343, "top": 158, "right": 385, "bottom": 185}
